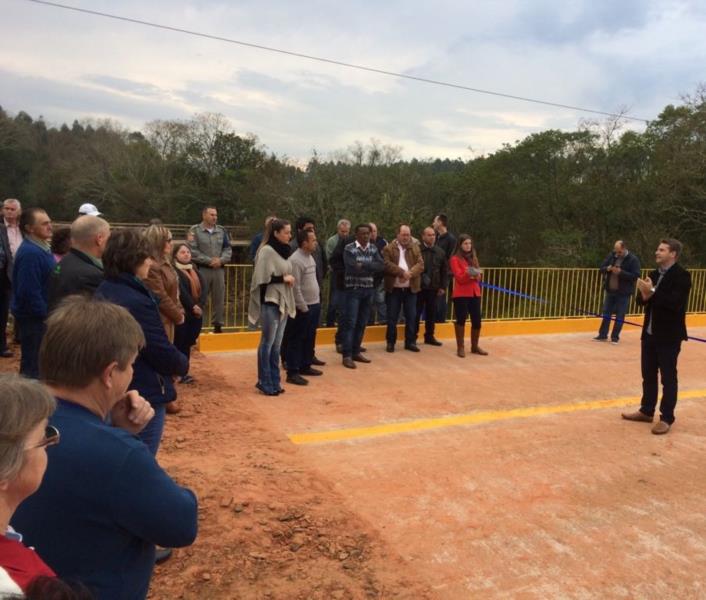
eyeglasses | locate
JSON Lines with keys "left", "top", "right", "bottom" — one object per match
{"left": 25, "top": 425, "right": 60, "bottom": 450}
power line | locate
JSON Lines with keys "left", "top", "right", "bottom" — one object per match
{"left": 23, "top": 0, "right": 650, "bottom": 124}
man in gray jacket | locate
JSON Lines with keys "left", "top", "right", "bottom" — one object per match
{"left": 189, "top": 206, "right": 232, "bottom": 333}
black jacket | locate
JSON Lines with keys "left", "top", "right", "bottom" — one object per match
{"left": 420, "top": 244, "right": 449, "bottom": 291}
{"left": 176, "top": 267, "right": 208, "bottom": 315}
{"left": 48, "top": 248, "right": 104, "bottom": 311}
{"left": 435, "top": 231, "right": 456, "bottom": 261}
{"left": 0, "top": 225, "right": 11, "bottom": 288}
{"left": 328, "top": 235, "right": 354, "bottom": 291}
{"left": 637, "top": 262, "right": 691, "bottom": 343}
{"left": 600, "top": 251, "right": 641, "bottom": 296}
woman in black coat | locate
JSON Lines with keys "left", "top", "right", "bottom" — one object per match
{"left": 172, "top": 243, "right": 207, "bottom": 384}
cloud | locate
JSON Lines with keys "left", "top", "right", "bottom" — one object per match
{"left": 1, "top": 0, "right": 705, "bottom": 160}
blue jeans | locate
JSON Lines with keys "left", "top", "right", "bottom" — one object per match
{"left": 386, "top": 288, "right": 418, "bottom": 346}
{"left": 257, "top": 303, "right": 288, "bottom": 394}
{"left": 598, "top": 292, "right": 630, "bottom": 341}
{"left": 342, "top": 288, "right": 374, "bottom": 357}
{"left": 16, "top": 315, "right": 46, "bottom": 379}
{"left": 138, "top": 404, "right": 166, "bottom": 456}
{"left": 286, "top": 303, "right": 320, "bottom": 374}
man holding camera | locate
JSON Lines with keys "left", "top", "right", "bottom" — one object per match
{"left": 595, "top": 240, "right": 641, "bottom": 344}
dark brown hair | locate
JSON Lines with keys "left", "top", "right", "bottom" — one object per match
{"left": 453, "top": 234, "right": 479, "bottom": 267}
{"left": 102, "top": 229, "right": 151, "bottom": 278}
{"left": 660, "top": 238, "right": 683, "bottom": 258}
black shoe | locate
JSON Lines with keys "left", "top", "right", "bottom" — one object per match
{"left": 424, "top": 337, "right": 443, "bottom": 346}
{"left": 0, "top": 349, "right": 12, "bottom": 358}
{"left": 342, "top": 357, "right": 357, "bottom": 369}
{"left": 352, "top": 353, "right": 371, "bottom": 363}
{"left": 256, "top": 382, "right": 279, "bottom": 396}
{"left": 300, "top": 367, "right": 323, "bottom": 376}
{"left": 359, "top": 346, "right": 368, "bottom": 353}
{"left": 404, "top": 343, "right": 421, "bottom": 352}
{"left": 155, "top": 547, "right": 173, "bottom": 564}
{"left": 179, "top": 374, "right": 195, "bottom": 384}
{"left": 286, "top": 374, "right": 309, "bottom": 385}
{"left": 214, "top": 324, "right": 223, "bottom": 334}
{"left": 336, "top": 343, "right": 343, "bottom": 354}
{"left": 311, "top": 356, "right": 326, "bottom": 366}
{"left": 386, "top": 343, "right": 395, "bottom": 353}
{"left": 593, "top": 335, "right": 607, "bottom": 341}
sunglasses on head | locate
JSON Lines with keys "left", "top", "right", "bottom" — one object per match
{"left": 26, "top": 425, "right": 60, "bottom": 450}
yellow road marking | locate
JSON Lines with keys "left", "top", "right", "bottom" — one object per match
{"left": 288, "top": 389, "right": 706, "bottom": 445}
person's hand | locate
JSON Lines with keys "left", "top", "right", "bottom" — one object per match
{"left": 176, "top": 314, "right": 186, "bottom": 325}
{"left": 437, "top": 288, "right": 446, "bottom": 296}
{"left": 209, "top": 257, "right": 221, "bottom": 268}
{"left": 637, "top": 277, "right": 653, "bottom": 292}
{"left": 402, "top": 271, "right": 412, "bottom": 281}
{"left": 193, "top": 305, "right": 203, "bottom": 317}
{"left": 612, "top": 266, "right": 621, "bottom": 274}
{"left": 284, "top": 274, "right": 295, "bottom": 286}
{"left": 111, "top": 390, "right": 154, "bottom": 435}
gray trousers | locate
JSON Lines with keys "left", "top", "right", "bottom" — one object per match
{"left": 200, "top": 267, "right": 226, "bottom": 326}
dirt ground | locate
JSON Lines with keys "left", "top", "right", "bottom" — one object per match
{"left": 6, "top": 326, "right": 706, "bottom": 598}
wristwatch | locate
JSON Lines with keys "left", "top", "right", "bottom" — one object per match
{"left": 650, "top": 287, "right": 656, "bottom": 294}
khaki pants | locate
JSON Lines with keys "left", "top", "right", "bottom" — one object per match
{"left": 200, "top": 267, "right": 225, "bottom": 326}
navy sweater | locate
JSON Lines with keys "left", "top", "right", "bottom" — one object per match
{"left": 96, "top": 274, "right": 188, "bottom": 405}
{"left": 11, "top": 238, "right": 56, "bottom": 318}
{"left": 12, "top": 400, "right": 198, "bottom": 600}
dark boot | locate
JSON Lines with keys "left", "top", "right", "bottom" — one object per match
{"left": 471, "top": 328, "right": 488, "bottom": 355}
{"left": 454, "top": 323, "right": 465, "bottom": 358}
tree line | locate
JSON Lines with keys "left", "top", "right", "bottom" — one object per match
{"left": 1, "top": 86, "right": 705, "bottom": 267}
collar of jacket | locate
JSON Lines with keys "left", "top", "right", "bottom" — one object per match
{"left": 112, "top": 272, "right": 161, "bottom": 306}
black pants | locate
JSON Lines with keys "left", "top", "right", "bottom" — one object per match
{"left": 174, "top": 315, "right": 203, "bottom": 363}
{"left": 0, "top": 285, "right": 10, "bottom": 352}
{"left": 386, "top": 288, "right": 417, "bottom": 346}
{"left": 453, "top": 296, "right": 482, "bottom": 329}
{"left": 640, "top": 335, "right": 682, "bottom": 424}
{"left": 286, "top": 303, "right": 320, "bottom": 375}
{"left": 16, "top": 315, "right": 45, "bottom": 379}
{"left": 416, "top": 288, "right": 438, "bottom": 341}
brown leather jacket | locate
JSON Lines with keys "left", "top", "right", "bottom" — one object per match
{"left": 145, "top": 259, "right": 185, "bottom": 340}
{"left": 382, "top": 240, "right": 424, "bottom": 293}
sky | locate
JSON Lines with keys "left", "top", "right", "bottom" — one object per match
{"left": 1, "top": 0, "right": 706, "bottom": 162}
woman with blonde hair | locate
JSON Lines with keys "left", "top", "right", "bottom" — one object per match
{"left": 142, "top": 225, "right": 184, "bottom": 343}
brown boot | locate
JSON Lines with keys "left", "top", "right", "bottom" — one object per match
{"left": 471, "top": 328, "right": 488, "bottom": 355}
{"left": 165, "top": 400, "right": 181, "bottom": 415}
{"left": 454, "top": 323, "right": 465, "bottom": 358}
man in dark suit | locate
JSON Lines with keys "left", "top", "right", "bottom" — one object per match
{"left": 0, "top": 222, "right": 13, "bottom": 357}
{"left": 622, "top": 238, "right": 691, "bottom": 435}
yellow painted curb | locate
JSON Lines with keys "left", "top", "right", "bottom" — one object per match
{"left": 197, "top": 314, "right": 706, "bottom": 353}
{"left": 287, "top": 389, "right": 706, "bottom": 445}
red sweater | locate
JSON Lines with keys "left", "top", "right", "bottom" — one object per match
{"left": 450, "top": 255, "right": 482, "bottom": 298}
{"left": 0, "top": 535, "right": 55, "bottom": 593}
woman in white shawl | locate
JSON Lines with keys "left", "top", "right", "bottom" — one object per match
{"left": 248, "top": 219, "right": 296, "bottom": 395}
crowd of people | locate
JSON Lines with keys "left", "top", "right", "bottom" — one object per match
{"left": 0, "top": 195, "right": 693, "bottom": 597}
{"left": 247, "top": 212, "right": 489, "bottom": 394}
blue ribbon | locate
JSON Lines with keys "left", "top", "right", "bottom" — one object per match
{"left": 480, "top": 281, "right": 706, "bottom": 344}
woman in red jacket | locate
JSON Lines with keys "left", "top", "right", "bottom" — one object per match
{"left": 449, "top": 234, "right": 488, "bottom": 358}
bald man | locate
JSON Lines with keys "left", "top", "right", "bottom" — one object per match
{"left": 48, "top": 215, "right": 111, "bottom": 311}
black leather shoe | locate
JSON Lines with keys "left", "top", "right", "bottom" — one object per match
{"left": 286, "top": 374, "right": 309, "bottom": 385}
{"left": 424, "top": 338, "right": 443, "bottom": 346}
{"left": 352, "top": 353, "right": 371, "bottom": 363}
{"left": 300, "top": 367, "right": 323, "bottom": 376}
{"left": 155, "top": 547, "right": 173, "bottom": 564}
{"left": 0, "top": 349, "right": 13, "bottom": 358}
{"left": 386, "top": 343, "right": 395, "bottom": 353}
{"left": 342, "top": 357, "right": 357, "bottom": 369}
{"left": 311, "top": 356, "right": 326, "bottom": 366}
{"left": 404, "top": 344, "right": 421, "bottom": 352}
{"left": 213, "top": 324, "right": 223, "bottom": 334}
{"left": 359, "top": 346, "right": 368, "bottom": 353}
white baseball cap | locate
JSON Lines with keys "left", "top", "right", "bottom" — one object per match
{"left": 78, "top": 203, "right": 101, "bottom": 216}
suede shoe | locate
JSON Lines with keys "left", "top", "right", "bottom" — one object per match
{"left": 621, "top": 410, "right": 653, "bottom": 423}
{"left": 342, "top": 357, "right": 357, "bottom": 369}
{"left": 424, "top": 337, "right": 443, "bottom": 346}
{"left": 286, "top": 374, "right": 309, "bottom": 386}
{"left": 352, "top": 353, "right": 371, "bottom": 363}
{"left": 386, "top": 343, "right": 395, "bottom": 353}
{"left": 651, "top": 421, "right": 671, "bottom": 435}
{"left": 311, "top": 356, "right": 326, "bottom": 366}
{"left": 404, "top": 343, "right": 421, "bottom": 352}
{"left": 300, "top": 367, "right": 323, "bottom": 376}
